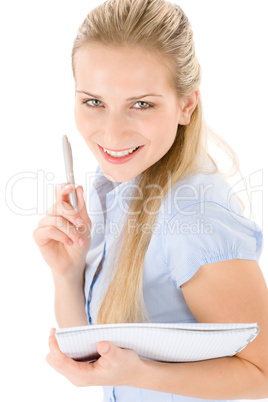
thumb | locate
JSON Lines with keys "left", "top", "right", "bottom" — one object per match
{"left": 97, "top": 341, "right": 119, "bottom": 360}
{"left": 76, "top": 186, "right": 90, "bottom": 222}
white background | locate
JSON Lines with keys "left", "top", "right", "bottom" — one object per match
{"left": 1, "top": 1, "right": 267, "bottom": 401}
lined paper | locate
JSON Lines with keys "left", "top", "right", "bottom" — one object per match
{"left": 56, "top": 322, "right": 259, "bottom": 363}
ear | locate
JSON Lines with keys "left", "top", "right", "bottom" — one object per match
{"left": 178, "top": 89, "right": 199, "bottom": 125}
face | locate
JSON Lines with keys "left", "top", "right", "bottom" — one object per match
{"left": 74, "top": 44, "right": 190, "bottom": 182}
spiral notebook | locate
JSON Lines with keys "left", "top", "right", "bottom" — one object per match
{"left": 55, "top": 322, "right": 259, "bottom": 363}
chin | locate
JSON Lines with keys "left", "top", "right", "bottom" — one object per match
{"left": 101, "top": 168, "right": 140, "bottom": 183}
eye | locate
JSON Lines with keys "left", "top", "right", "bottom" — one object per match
{"left": 133, "top": 101, "right": 154, "bottom": 111}
{"left": 82, "top": 99, "right": 103, "bottom": 107}
{"left": 82, "top": 99, "right": 154, "bottom": 111}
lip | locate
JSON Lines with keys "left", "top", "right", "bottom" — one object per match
{"left": 98, "top": 144, "right": 144, "bottom": 164}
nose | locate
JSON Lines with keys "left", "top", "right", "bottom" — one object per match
{"left": 102, "top": 113, "right": 132, "bottom": 148}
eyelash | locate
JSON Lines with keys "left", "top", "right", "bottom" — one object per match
{"left": 81, "top": 98, "right": 154, "bottom": 111}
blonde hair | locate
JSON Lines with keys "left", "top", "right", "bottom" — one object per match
{"left": 72, "top": 0, "right": 242, "bottom": 324}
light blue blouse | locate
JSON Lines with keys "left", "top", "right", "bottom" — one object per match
{"left": 84, "top": 161, "right": 263, "bottom": 402}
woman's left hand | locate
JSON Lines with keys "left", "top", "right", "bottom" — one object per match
{"left": 46, "top": 328, "right": 142, "bottom": 387}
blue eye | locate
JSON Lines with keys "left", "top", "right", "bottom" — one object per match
{"left": 82, "top": 99, "right": 154, "bottom": 111}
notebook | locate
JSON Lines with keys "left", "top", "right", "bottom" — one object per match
{"left": 55, "top": 322, "right": 259, "bottom": 363}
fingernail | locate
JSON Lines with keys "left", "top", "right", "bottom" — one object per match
{"left": 101, "top": 343, "right": 109, "bottom": 354}
{"left": 63, "top": 184, "right": 73, "bottom": 191}
{"left": 79, "top": 238, "right": 86, "bottom": 246}
{"left": 76, "top": 218, "right": 84, "bottom": 226}
{"left": 49, "top": 328, "right": 54, "bottom": 337}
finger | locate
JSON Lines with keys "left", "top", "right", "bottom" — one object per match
{"left": 47, "top": 329, "right": 93, "bottom": 387}
{"left": 55, "top": 184, "right": 85, "bottom": 220}
{"left": 75, "top": 186, "right": 89, "bottom": 223}
{"left": 37, "top": 213, "right": 89, "bottom": 237}
{"left": 33, "top": 225, "right": 75, "bottom": 248}
{"left": 46, "top": 199, "right": 86, "bottom": 229}
{"left": 68, "top": 185, "right": 91, "bottom": 228}
{"left": 48, "top": 328, "right": 65, "bottom": 360}
{"left": 97, "top": 341, "right": 138, "bottom": 368}
{"left": 97, "top": 341, "right": 122, "bottom": 365}
{"left": 50, "top": 184, "right": 91, "bottom": 230}
{"left": 35, "top": 216, "right": 88, "bottom": 247}
{"left": 47, "top": 328, "right": 73, "bottom": 370}
{"left": 55, "top": 183, "right": 75, "bottom": 205}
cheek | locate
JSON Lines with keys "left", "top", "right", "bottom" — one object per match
{"left": 74, "top": 104, "right": 82, "bottom": 131}
{"left": 74, "top": 106, "right": 92, "bottom": 137}
{"left": 146, "top": 112, "right": 178, "bottom": 147}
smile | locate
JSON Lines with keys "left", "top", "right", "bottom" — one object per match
{"left": 103, "top": 146, "right": 140, "bottom": 157}
{"left": 98, "top": 144, "right": 144, "bottom": 164}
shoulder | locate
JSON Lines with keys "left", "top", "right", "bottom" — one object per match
{"left": 161, "top": 168, "right": 243, "bottom": 220}
{"left": 158, "top": 169, "right": 263, "bottom": 288}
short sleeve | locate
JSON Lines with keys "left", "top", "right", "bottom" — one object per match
{"left": 164, "top": 201, "right": 264, "bottom": 288}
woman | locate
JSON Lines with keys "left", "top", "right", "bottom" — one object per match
{"left": 33, "top": 0, "right": 268, "bottom": 400}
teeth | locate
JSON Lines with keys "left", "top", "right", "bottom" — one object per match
{"left": 103, "top": 146, "right": 139, "bottom": 157}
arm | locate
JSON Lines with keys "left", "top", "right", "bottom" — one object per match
{"left": 52, "top": 270, "right": 88, "bottom": 328}
{"left": 33, "top": 183, "right": 91, "bottom": 329}
{"left": 46, "top": 259, "right": 268, "bottom": 398}
{"left": 136, "top": 259, "right": 268, "bottom": 399}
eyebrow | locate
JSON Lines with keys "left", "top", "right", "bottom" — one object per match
{"left": 75, "top": 90, "right": 163, "bottom": 102}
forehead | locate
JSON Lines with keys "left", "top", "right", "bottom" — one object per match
{"left": 74, "top": 43, "right": 176, "bottom": 95}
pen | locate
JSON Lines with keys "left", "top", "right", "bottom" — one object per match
{"left": 62, "top": 135, "right": 79, "bottom": 213}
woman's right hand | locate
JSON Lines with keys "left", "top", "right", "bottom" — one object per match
{"left": 33, "top": 183, "right": 92, "bottom": 279}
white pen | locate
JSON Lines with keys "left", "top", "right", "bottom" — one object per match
{"left": 62, "top": 135, "right": 79, "bottom": 213}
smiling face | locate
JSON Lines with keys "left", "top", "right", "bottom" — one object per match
{"left": 74, "top": 43, "right": 188, "bottom": 182}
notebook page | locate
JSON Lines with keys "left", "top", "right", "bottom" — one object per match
{"left": 56, "top": 323, "right": 259, "bottom": 363}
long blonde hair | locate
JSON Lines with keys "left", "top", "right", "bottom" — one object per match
{"left": 72, "top": 0, "right": 241, "bottom": 324}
